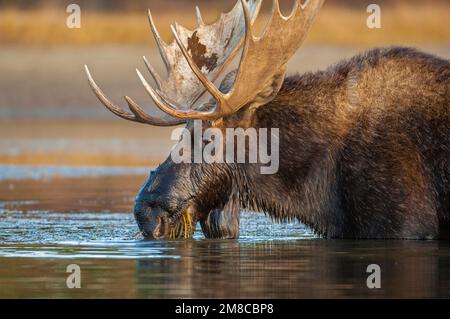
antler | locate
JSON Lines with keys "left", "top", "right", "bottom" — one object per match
{"left": 85, "top": 0, "right": 262, "bottom": 126}
{"left": 145, "top": 0, "right": 324, "bottom": 121}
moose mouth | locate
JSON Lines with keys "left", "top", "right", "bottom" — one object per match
{"left": 134, "top": 203, "right": 197, "bottom": 240}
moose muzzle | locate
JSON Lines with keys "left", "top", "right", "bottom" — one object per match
{"left": 134, "top": 201, "right": 170, "bottom": 239}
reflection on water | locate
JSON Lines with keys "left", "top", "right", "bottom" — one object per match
{"left": 0, "top": 167, "right": 449, "bottom": 298}
{"left": 1, "top": 239, "right": 449, "bottom": 298}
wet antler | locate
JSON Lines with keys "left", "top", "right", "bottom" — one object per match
{"left": 85, "top": 0, "right": 262, "bottom": 126}
{"left": 143, "top": 0, "right": 324, "bottom": 121}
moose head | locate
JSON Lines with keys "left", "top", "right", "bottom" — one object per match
{"left": 85, "top": 0, "right": 324, "bottom": 239}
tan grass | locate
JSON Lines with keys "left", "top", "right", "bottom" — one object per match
{"left": 0, "top": 153, "right": 158, "bottom": 167}
{"left": 0, "top": 2, "right": 449, "bottom": 46}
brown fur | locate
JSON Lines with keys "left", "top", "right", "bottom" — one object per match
{"left": 223, "top": 47, "right": 449, "bottom": 238}
{"left": 135, "top": 47, "right": 450, "bottom": 239}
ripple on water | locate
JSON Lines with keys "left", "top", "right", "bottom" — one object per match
{"left": 0, "top": 210, "right": 315, "bottom": 259}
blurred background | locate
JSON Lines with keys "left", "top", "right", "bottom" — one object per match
{"left": 1, "top": 1, "right": 449, "bottom": 298}
{"left": 0, "top": 0, "right": 449, "bottom": 167}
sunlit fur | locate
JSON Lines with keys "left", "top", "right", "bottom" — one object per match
{"left": 136, "top": 47, "right": 450, "bottom": 239}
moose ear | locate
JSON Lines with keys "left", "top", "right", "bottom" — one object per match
{"left": 247, "top": 65, "right": 287, "bottom": 110}
{"left": 218, "top": 64, "right": 286, "bottom": 112}
{"left": 210, "top": 66, "right": 286, "bottom": 128}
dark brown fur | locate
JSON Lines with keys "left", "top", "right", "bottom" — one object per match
{"left": 135, "top": 47, "right": 450, "bottom": 239}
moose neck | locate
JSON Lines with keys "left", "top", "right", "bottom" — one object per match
{"left": 235, "top": 72, "right": 349, "bottom": 236}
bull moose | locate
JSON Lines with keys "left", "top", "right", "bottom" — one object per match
{"left": 85, "top": 0, "right": 450, "bottom": 239}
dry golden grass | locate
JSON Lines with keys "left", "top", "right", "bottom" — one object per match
{"left": 0, "top": 153, "right": 158, "bottom": 167}
{"left": 0, "top": 2, "right": 449, "bottom": 46}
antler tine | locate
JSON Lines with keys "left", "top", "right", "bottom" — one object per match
{"left": 195, "top": 6, "right": 205, "bottom": 26}
{"left": 86, "top": 1, "right": 265, "bottom": 125}
{"left": 124, "top": 96, "right": 185, "bottom": 126}
{"left": 147, "top": 9, "right": 170, "bottom": 73}
{"left": 85, "top": 65, "right": 184, "bottom": 126}
{"left": 150, "top": 0, "right": 254, "bottom": 120}
{"left": 143, "top": 56, "right": 162, "bottom": 90}
{"left": 301, "top": 0, "right": 324, "bottom": 22}
{"left": 272, "top": 0, "right": 281, "bottom": 16}
{"left": 137, "top": 67, "right": 219, "bottom": 120}
{"left": 150, "top": 0, "right": 323, "bottom": 121}
{"left": 85, "top": 65, "right": 136, "bottom": 121}
{"left": 289, "top": 0, "right": 301, "bottom": 17}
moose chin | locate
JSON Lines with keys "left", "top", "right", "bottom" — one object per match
{"left": 85, "top": 0, "right": 450, "bottom": 240}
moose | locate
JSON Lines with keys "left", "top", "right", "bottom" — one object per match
{"left": 85, "top": 0, "right": 450, "bottom": 240}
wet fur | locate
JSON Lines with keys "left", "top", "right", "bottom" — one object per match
{"left": 202, "top": 47, "right": 450, "bottom": 239}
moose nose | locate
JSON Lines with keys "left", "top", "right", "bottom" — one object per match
{"left": 134, "top": 201, "right": 169, "bottom": 239}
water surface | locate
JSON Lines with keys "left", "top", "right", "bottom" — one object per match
{"left": 0, "top": 166, "right": 449, "bottom": 298}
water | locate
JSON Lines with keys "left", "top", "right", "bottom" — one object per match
{"left": 0, "top": 166, "right": 449, "bottom": 298}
